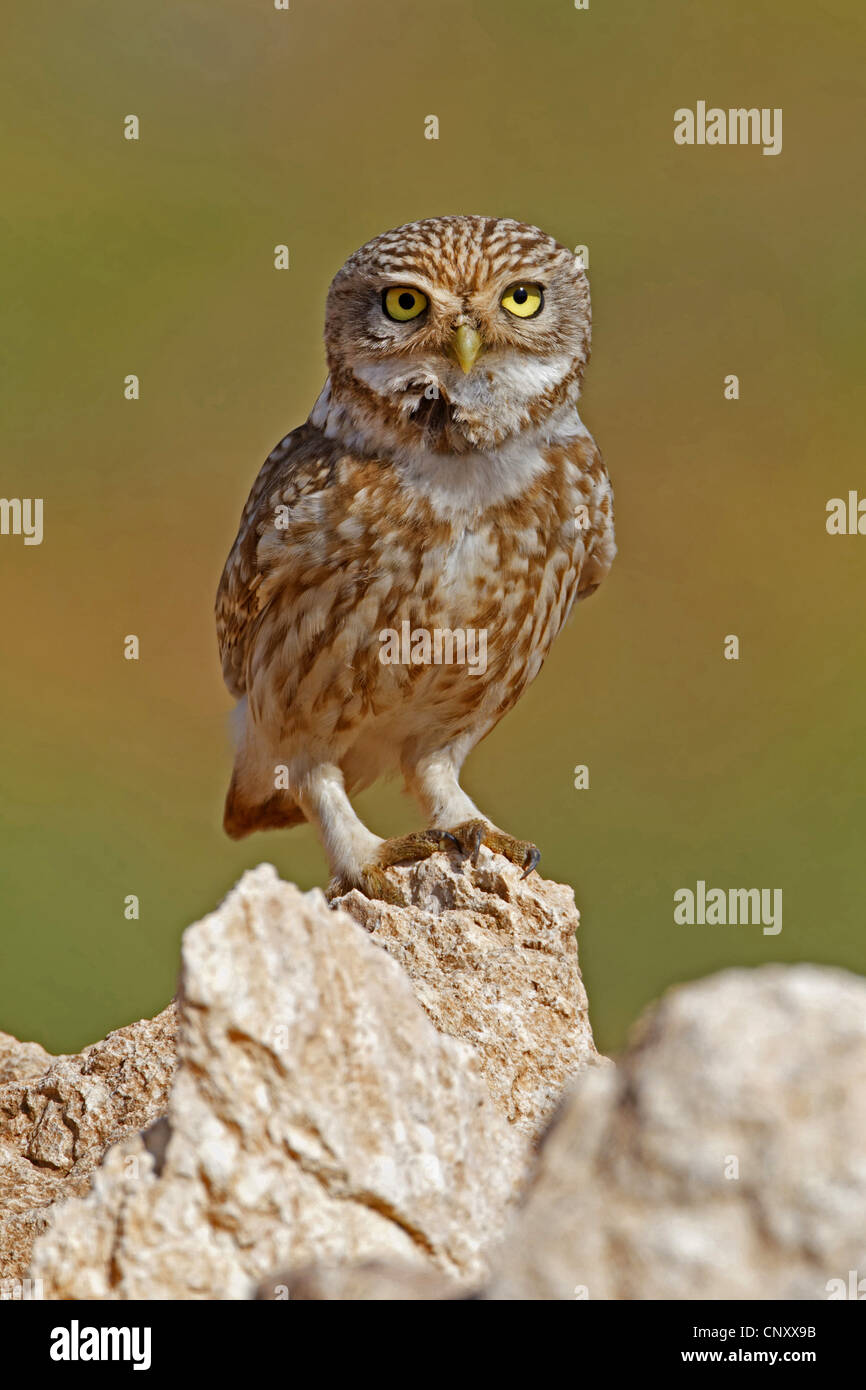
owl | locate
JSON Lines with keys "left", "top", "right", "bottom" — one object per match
{"left": 216, "top": 215, "right": 615, "bottom": 903}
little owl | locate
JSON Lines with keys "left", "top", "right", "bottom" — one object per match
{"left": 216, "top": 215, "right": 615, "bottom": 902}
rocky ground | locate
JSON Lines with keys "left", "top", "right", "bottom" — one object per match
{"left": 2, "top": 850, "right": 864, "bottom": 1299}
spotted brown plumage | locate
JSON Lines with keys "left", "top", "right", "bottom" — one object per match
{"left": 216, "top": 215, "right": 615, "bottom": 902}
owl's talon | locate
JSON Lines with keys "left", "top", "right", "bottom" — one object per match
{"left": 464, "top": 820, "right": 486, "bottom": 865}
{"left": 363, "top": 869, "right": 407, "bottom": 906}
{"left": 327, "top": 866, "right": 406, "bottom": 907}
{"left": 448, "top": 819, "right": 487, "bottom": 866}
{"left": 521, "top": 846, "right": 542, "bottom": 878}
{"left": 439, "top": 819, "right": 480, "bottom": 864}
{"left": 448, "top": 820, "right": 541, "bottom": 877}
{"left": 325, "top": 877, "right": 354, "bottom": 904}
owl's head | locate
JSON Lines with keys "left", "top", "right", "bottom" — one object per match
{"left": 322, "top": 216, "right": 591, "bottom": 455}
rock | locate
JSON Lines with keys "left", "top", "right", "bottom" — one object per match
{"left": 13, "top": 868, "right": 866, "bottom": 1303}
{"left": 0, "top": 1006, "right": 177, "bottom": 1288}
{"left": 0, "top": 1034, "right": 54, "bottom": 1086}
{"left": 29, "top": 865, "right": 528, "bottom": 1299}
{"left": 336, "top": 851, "right": 599, "bottom": 1138}
{"left": 255, "top": 1258, "right": 466, "bottom": 1301}
{"left": 486, "top": 965, "right": 866, "bottom": 1300}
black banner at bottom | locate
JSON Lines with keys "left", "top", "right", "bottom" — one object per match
{"left": 4, "top": 1296, "right": 860, "bottom": 1375}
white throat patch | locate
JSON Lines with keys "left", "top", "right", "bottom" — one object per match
{"left": 309, "top": 376, "right": 588, "bottom": 517}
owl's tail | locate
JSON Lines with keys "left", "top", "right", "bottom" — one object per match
{"left": 223, "top": 770, "right": 305, "bottom": 840}
{"left": 222, "top": 698, "right": 306, "bottom": 839}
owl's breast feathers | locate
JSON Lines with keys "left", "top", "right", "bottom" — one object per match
{"left": 216, "top": 420, "right": 614, "bottom": 735}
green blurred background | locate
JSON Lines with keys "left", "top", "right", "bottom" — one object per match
{"left": 2, "top": 0, "right": 864, "bottom": 1056}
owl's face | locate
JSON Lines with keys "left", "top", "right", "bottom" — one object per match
{"left": 323, "top": 216, "right": 591, "bottom": 454}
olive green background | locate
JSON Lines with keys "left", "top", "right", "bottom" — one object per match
{"left": 2, "top": 0, "right": 864, "bottom": 1055}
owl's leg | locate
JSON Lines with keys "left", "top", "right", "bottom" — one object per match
{"left": 404, "top": 750, "right": 541, "bottom": 878}
{"left": 403, "top": 749, "right": 483, "bottom": 825}
{"left": 296, "top": 763, "right": 402, "bottom": 906}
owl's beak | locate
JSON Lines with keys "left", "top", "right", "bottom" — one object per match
{"left": 452, "top": 324, "right": 483, "bottom": 375}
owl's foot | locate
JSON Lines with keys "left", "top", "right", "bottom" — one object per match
{"left": 325, "top": 865, "right": 407, "bottom": 907}
{"left": 376, "top": 828, "right": 462, "bottom": 868}
{"left": 324, "top": 823, "right": 538, "bottom": 905}
{"left": 325, "top": 831, "right": 462, "bottom": 907}
{"left": 448, "top": 819, "right": 541, "bottom": 879}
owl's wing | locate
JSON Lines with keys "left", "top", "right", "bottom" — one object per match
{"left": 574, "top": 437, "right": 616, "bottom": 601}
{"left": 215, "top": 422, "right": 338, "bottom": 700}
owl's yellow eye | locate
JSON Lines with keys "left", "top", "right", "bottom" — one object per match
{"left": 383, "top": 287, "right": 428, "bottom": 322}
{"left": 501, "top": 283, "right": 544, "bottom": 319}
